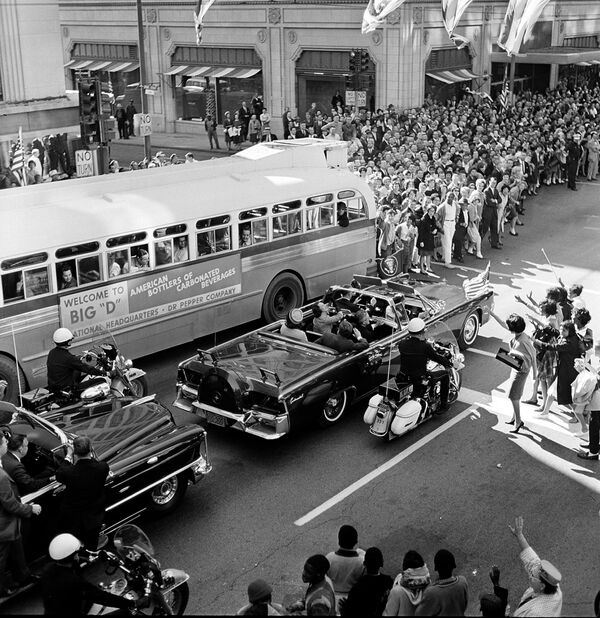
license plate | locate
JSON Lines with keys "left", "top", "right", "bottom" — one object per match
{"left": 206, "top": 411, "right": 228, "bottom": 427}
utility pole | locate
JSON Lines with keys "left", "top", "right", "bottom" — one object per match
{"left": 136, "top": 0, "right": 152, "bottom": 161}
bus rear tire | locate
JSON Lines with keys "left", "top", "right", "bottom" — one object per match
{"left": 262, "top": 273, "right": 305, "bottom": 323}
{"left": 0, "top": 356, "right": 26, "bottom": 404}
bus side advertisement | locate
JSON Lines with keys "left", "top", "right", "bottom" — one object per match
{"left": 59, "top": 254, "right": 242, "bottom": 338}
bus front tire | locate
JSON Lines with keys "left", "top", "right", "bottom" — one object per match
{"left": 262, "top": 273, "right": 304, "bottom": 323}
{"left": 0, "top": 356, "right": 26, "bottom": 404}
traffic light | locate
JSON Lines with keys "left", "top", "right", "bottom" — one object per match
{"left": 360, "top": 50, "right": 370, "bottom": 73}
{"left": 349, "top": 50, "right": 357, "bottom": 74}
{"left": 78, "top": 80, "right": 102, "bottom": 144}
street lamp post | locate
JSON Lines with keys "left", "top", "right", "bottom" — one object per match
{"left": 136, "top": 0, "right": 152, "bottom": 161}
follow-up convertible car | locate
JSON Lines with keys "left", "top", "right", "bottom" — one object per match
{"left": 0, "top": 395, "right": 211, "bottom": 563}
{"left": 173, "top": 275, "right": 493, "bottom": 439}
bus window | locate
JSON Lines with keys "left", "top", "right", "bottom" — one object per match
{"left": 154, "top": 224, "right": 186, "bottom": 238}
{"left": 239, "top": 208, "right": 268, "bottom": 246}
{"left": 239, "top": 224, "right": 253, "bottom": 248}
{"left": 56, "top": 261, "right": 78, "bottom": 291}
{"left": 273, "top": 201, "right": 302, "bottom": 238}
{"left": 130, "top": 245, "right": 150, "bottom": 273}
{"left": 108, "top": 251, "right": 129, "bottom": 278}
{"left": 77, "top": 255, "right": 101, "bottom": 285}
{"left": 346, "top": 196, "right": 367, "bottom": 221}
{"left": 174, "top": 236, "right": 190, "bottom": 263}
{"left": 56, "top": 242, "right": 100, "bottom": 260}
{"left": 1, "top": 272, "right": 24, "bottom": 303}
{"left": 307, "top": 194, "right": 334, "bottom": 230}
{"left": 214, "top": 228, "right": 230, "bottom": 252}
{"left": 107, "top": 232, "right": 147, "bottom": 248}
{"left": 23, "top": 267, "right": 50, "bottom": 298}
{"left": 197, "top": 232, "right": 214, "bottom": 257}
{"left": 154, "top": 240, "right": 173, "bottom": 266}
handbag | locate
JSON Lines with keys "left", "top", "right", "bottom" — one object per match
{"left": 496, "top": 346, "right": 523, "bottom": 370}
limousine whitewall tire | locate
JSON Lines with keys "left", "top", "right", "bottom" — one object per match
{"left": 317, "top": 389, "right": 349, "bottom": 427}
{"left": 457, "top": 312, "right": 479, "bottom": 349}
{"left": 148, "top": 473, "right": 188, "bottom": 513}
{"left": 0, "top": 356, "right": 25, "bottom": 405}
{"left": 262, "top": 273, "right": 305, "bottom": 323}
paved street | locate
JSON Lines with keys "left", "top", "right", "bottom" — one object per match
{"left": 4, "top": 177, "right": 599, "bottom": 615}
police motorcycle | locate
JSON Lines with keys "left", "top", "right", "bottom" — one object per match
{"left": 363, "top": 322, "right": 464, "bottom": 440}
{"left": 84, "top": 524, "right": 189, "bottom": 615}
{"left": 21, "top": 327, "right": 148, "bottom": 414}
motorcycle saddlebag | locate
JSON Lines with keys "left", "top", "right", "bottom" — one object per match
{"left": 21, "top": 388, "right": 54, "bottom": 411}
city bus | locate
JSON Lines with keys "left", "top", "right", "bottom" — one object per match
{"left": 0, "top": 139, "right": 376, "bottom": 401}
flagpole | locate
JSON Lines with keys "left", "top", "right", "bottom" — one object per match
{"left": 508, "top": 55, "right": 516, "bottom": 105}
{"left": 19, "top": 127, "right": 27, "bottom": 187}
{"left": 136, "top": 0, "right": 152, "bottom": 161}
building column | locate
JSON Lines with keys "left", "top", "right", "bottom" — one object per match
{"left": 0, "top": 0, "right": 26, "bottom": 102}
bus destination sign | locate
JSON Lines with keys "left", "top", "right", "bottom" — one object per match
{"left": 59, "top": 254, "right": 242, "bottom": 338}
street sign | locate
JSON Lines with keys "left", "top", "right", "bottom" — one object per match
{"left": 75, "top": 149, "right": 96, "bottom": 177}
{"left": 346, "top": 90, "right": 356, "bottom": 106}
{"left": 134, "top": 113, "right": 152, "bottom": 136}
{"left": 356, "top": 90, "right": 367, "bottom": 107}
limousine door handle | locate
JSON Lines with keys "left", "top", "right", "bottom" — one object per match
{"left": 146, "top": 456, "right": 158, "bottom": 465}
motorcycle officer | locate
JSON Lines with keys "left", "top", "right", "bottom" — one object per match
{"left": 46, "top": 328, "right": 104, "bottom": 395}
{"left": 396, "top": 318, "right": 452, "bottom": 409}
{"left": 42, "top": 533, "right": 144, "bottom": 615}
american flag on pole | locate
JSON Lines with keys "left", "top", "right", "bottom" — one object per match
{"left": 498, "top": 0, "right": 551, "bottom": 57}
{"left": 10, "top": 127, "right": 26, "bottom": 187}
{"left": 441, "top": 0, "right": 476, "bottom": 49}
{"left": 194, "top": 0, "right": 217, "bottom": 45}
{"left": 361, "top": 0, "right": 408, "bottom": 34}
{"left": 463, "top": 262, "right": 491, "bottom": 300}
{"left": 498, "top": 80, "right": 510, "bottom": 110}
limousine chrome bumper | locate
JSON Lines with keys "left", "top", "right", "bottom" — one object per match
{"left": 191, "top": 400, "right": 290, "bottom": 440}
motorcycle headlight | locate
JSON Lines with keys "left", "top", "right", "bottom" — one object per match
{"left": 125, "top": 359, "right": 133, "bottom": 368}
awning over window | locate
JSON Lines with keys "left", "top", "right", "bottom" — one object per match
{"left": 65, "top": 59, "right": 139, "bottom": 72}
{"left": 164, "top": 65, "right": 261, "bottom": 79}
{"left": 425, "top": 68, "right": 479, "bottom": 84}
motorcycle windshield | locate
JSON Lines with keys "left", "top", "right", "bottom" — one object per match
{"left": 114, "top": 524, "right": 155, "bottom": 560}
{"left": 425, "top": 322, "right": 458, "bottom": 349}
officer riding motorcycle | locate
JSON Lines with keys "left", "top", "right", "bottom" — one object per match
{"left": 396, "top": 318, "right": 452, "bottom": 410}
{"left": 47, "top": 328, "right": 105, "bottom": 397}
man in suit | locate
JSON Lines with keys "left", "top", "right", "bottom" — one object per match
{"left": 481, "top": 177, "right": 502, "bottom": 249}
{"left": 566, "top": 132, "right": 583, "bottom": 191}
{"left": 0, "top": 431, "right": 42, "bottom": 596}
{"left": 55, "top": 436, "right": 109, "bottom": 550}
{"left": 2, "top": 434, "right": 53, "bottom": 497}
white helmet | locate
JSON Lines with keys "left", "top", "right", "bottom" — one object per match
{"left": 407, "top": 317, "right": 426, "bottom": 334}
{"left": 49, "top": 533, "right": 82, "bottom": 561}
{"left": 53, "top": 327, "right": 74, "bottom": 345}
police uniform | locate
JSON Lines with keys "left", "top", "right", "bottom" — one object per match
{"left": 396, "top": 335, "right": 451, "bottom": 403}
{"left": 46, "top": 347, "right": 103, "bottom": 392}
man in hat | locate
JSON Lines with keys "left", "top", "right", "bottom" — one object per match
{"left": 237, "top": 579, "right": 285, "bottom": 615}
{"left": 125, "top": 99, "right": 137, "bottom": 136}
{"left": 288, "top": 554, "right": 336, "bottom": 615}
{"left": 509, "top": 516, "right": 562, "bottom": 617}
{"left": 566, "top": 132, "right": 583, "bottom": 191}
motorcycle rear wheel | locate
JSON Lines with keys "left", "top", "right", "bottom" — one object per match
{"left": 128, "top": 375, "right": 148, "bottom": 398}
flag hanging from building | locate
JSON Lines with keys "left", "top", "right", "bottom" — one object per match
{"left": 441, "top": 0, "right": 476, "bottom": 49}
{"left": 463, "top": 262, "right": 491, "bottom": 300}
{"left": 10, "top": 127, "right": 26, "bottom": 187}
{"left": 194, "top": 0, "right": 216, "bottom": 45}
{"left": 497, "top": 79, "right": 510, "bottom": 110}
{"left": 498, "top": 0, "right": 550, "bottom": 57}
{"left": 362, "top": 0, "right": 408, "bottom": 34}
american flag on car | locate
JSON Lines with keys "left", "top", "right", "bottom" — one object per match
{"left": 463, "top": 262, "right": 492, "bottom": 300}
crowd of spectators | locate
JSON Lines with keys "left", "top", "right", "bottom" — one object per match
{"left": 236, "top": 519, "right": 581, "bottom": 616}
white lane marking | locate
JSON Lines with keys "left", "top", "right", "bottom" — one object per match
{"left": 294, "top": 389, "right": 487, "bottom": 527}
{"left": 295, "top": 384, "right": 600, "bottom": 526}
{"left": 583, "top": 227, "right": 600, "bottom": 231}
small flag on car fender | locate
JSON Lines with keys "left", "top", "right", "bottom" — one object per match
{"left": 463, "top": 262, "right": 491, "bottom": 300}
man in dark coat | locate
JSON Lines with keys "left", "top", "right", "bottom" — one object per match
{"left": 125, "top": 99, "right": 137, "bottom": 136}
{"left": 2, "top": 434, "right": 53, "bottom": 496}
{"left": 481, "top": 177, "right": 501, "bottom": 249}
{"left": 115, "top": 104, "right": 128, "bottom": 140}
{"left": 566, "top": 132, "right": 584, "bottom": 191}
{"left": 0, "top": 432, "right": 42, "bottom": 596}
{"left": 55, "top": 436, "right": 109, "bottom": 550}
